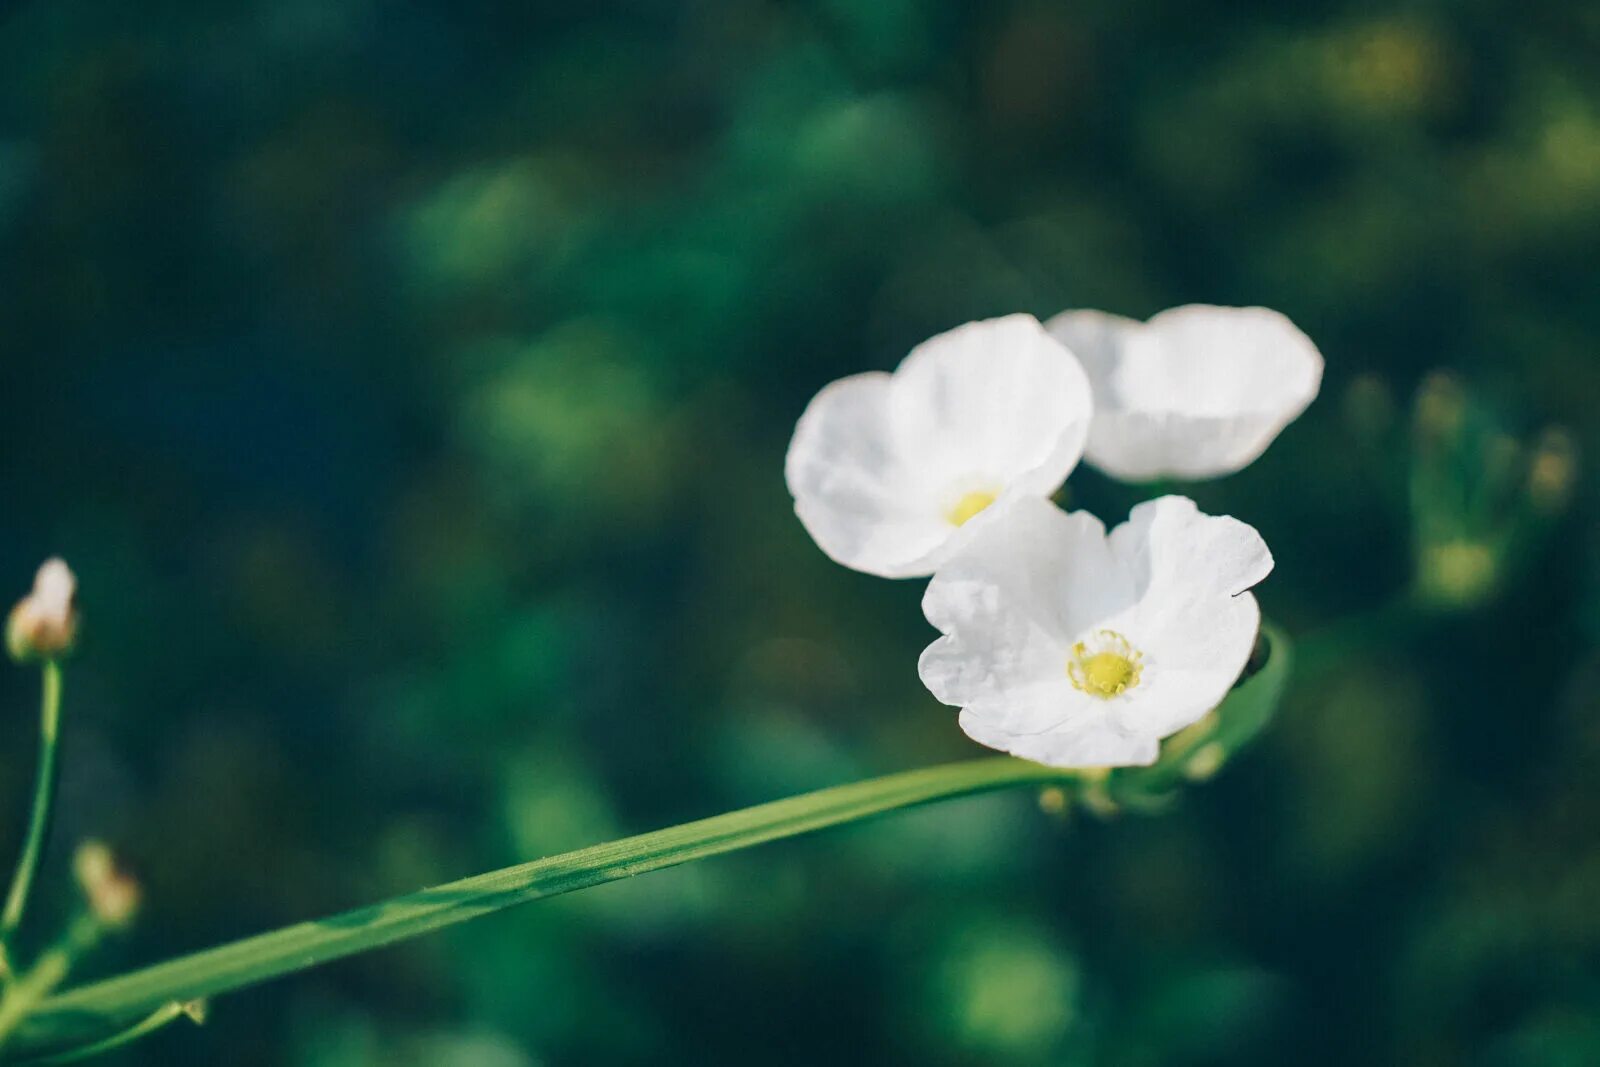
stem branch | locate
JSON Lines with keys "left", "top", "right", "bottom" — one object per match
{"left": 0, "top": 916, "right": 100, "bottom": 1050}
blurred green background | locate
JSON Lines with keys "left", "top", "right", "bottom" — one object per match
{"left": 1, "top": 2, "right": 1597, "bottom": 1064}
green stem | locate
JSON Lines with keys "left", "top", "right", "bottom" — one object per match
{"left": 0, "top": 624, "right": 1288, "bottom": 1059}
{"left": 1, "top": 662, "right": 65, "bottom": 953}
{"left": 16, "top": 1001, "right": 197, "bottom": 1064}
{"left": 1, "top": 623, "right": 1289, "bottom": 1058}
{"left": 27, "top": 757, "right": 1077, "bottom": 1037}
{"left": 0, "top": 916, "right": 100, "bottom": 1051}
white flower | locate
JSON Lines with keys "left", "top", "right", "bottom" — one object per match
{"left": 785, "top": 315, "right": 1094, "bottom": 578}
{"left": 919, "top": 495, "right": 1272, "bottom": 768}
{"left": 7, "top": 558, "right": 79, "bottom": 662}
{"left": 1046, "top": 304, "right": 1323, "bottom": 482}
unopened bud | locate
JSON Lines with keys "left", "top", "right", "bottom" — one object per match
{"left": 1413, "top": 371, "right": 1466, "bottom": 445}
{"left": 1036, "top": 786, "right": 1070, "bottom": 816}
{"left": 1183, "top": 742, "right": 1228, "bottom": 782}
{"left": 1527, "top": 427, "right": 1577, "bottom": 514}
{"left": 73, "top": 841, "right": 141, "bottom": 929}
{"left": 1418, "top": 538, "right": 1497, "bottom": 609}
{"left": 7, "top": 559, "right": 79, "bottom": 663}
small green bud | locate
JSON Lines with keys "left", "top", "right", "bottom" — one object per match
{"left": 1527, "top": 427, "right": 1577, "bottom": 514}
{"left": 7, "top": 559, "right": 79, "bottom": 663}
{"left": 1413, "top": 371, "right": 1466, "bottom": 446}
{"left": 73, "top": 840, "right": 141, "bottom": 929}
{"left": 1183, "top": 742, "right": 1227, "bottom": 782}
{"left": 1417, "top": 538, "right": 1497, "bottom": 609}
{"left": 1036, "top": 786, "right": 1070, "bottom": 817}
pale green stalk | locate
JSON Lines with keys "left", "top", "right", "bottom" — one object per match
{"left": 30, "top": 757, "right": 1080, "bottom": 1033}
{"left": 1, "top": 663, "right": 65, "bottom": 961}
{"left": 4, "top": 626, "right": 1287, "bottom": 1060}
{"left": 0, "top": 916, "right": 99, "bottom": 1050}
{"left": 16, "top": 1002, "right": 199, "bottom": 1064}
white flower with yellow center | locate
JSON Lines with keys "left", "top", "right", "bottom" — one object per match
{"left": 919, "top": 495, "right": 1272, "bottom": 768}
{"left": 785, "top": 315, "right": 1094, "bottom": 578}
{"left": 1046, "top": 304, "right": 1323, "bottom": 482}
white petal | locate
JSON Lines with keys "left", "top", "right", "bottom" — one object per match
{"left": 960, "top": 708, "right": 1160, "bottom": 768}
{"left": 786, "top": 315, "right": 1095, "bottom": 577}
{"left": 919, "top": 497, "right": 1131, "bottom": 708}
{"left": 32, "top": 559, "right": 77, "bottom": 616}
{"left": 1105, "top": 496, "right": 1268, "bottom": 737}
{"left": 1044, "top": 308, "right": 1140, "bottom": 396}
{"left": 1109, "top": 495, "right": 1274, "bottom": 600}
{"left": 1115, "top": 593, "right": 1261, "bottom": 739}
{"left": 785, "top": 372, "right": 954, "bottom": 578}
{"left": 1117, "top": 306, "right": 1321, "bottom": 416}
{"left": 1086, "top": 409, "right": 1289, "bottom": 482}
{"left": 950, "top": 676, "right": 1107, "bottom": 741}
{"left": 888, "top": 314, "right": 1093, "bottom": 498}
{"left": 1053, "top": 304, "right": 1323, "bottom": 481}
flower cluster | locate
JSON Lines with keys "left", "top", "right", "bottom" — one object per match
{"left": 786, "top": 306, "right": 1322, "bottom": 768}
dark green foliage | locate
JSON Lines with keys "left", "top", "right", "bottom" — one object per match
{"left": 0, "top": 2, "right": 1594, "bottom": 1063}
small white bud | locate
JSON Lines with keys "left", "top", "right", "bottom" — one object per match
{"left": 7, "top": 559, "right": 79, "bottom": 663}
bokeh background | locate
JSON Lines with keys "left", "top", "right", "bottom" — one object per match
{"left": 1, "top": 2, "right": 1597, "bottom": 1064}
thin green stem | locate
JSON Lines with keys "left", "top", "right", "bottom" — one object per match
{"left": 0, "top": 626, "right": 1290, "bottom": 1058}
{"left": 15, "top": 1001, "right": 197, "bottom": 1064}
{"left": 1, "top": 662, "right": 65, "bottom": 953}
{"left": 28, "top": 757, "right": 1078, "bottom": 1034}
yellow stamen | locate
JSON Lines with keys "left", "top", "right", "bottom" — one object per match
{"left": 1067, "top": 630, "right": 1144, "bottom": 698}
{"left": 947, "top": 490, "right": 997, "bottom": 527}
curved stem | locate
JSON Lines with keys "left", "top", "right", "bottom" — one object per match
{"left": 28, "top": 757, "right": 1078, "bottom": 1033}
{"left": 1, "top": 662, "right": 65, "bottom": 952}
{"left": 3, "top": 626, "right": 1291, "bottom": 1056}
{"left": 15, "top": 1001, "right": 196, "bottom": 1064}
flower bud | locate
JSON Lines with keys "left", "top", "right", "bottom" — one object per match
{"left": 1036, "top": 787, "right": 1070, "bottom": 816}
{"left": 1527, "top": 427, "right": 1577, "bottom": 514}
{"left": 73, "top": 841, "right": 141, "bottom": 929}
{"left": 1183, "top": 742, "right": 1228, "bottom": 782}
{"left": 1412, "top": 371, "right": 1466, "bottom": 448}
{"left": 1417, "top": 538, "right": 1497, "bottom": 609}
{"left": 7, "top": 559, "right": 79, "bottom": 663}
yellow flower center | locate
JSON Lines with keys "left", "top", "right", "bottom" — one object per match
{"left": 1067, "top": 630, "right": 1144, "bottom": 698}
{"left": 947, "top": 490, "right": 997, "bottom": 527}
